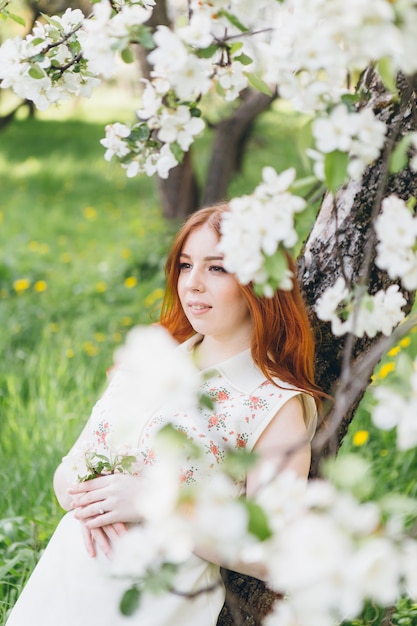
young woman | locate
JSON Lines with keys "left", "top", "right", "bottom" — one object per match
{"left": 6, "top": 203, "right": 321, "bottom": 626}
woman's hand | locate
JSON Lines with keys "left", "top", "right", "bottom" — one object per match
{"left": 79, "top": 520, "right": 128, "bottom": 559}
{"left": 68, "top": 473, "right": 145, "bottom": 529}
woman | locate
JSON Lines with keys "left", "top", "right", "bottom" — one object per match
{"left": 6, "top": 203, "right": 321, "bottom": 626}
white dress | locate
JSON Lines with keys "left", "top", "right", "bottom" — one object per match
{"left": 6, "top": 337, "right": 316, "bottom": 626}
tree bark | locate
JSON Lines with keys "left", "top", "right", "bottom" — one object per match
{"left": 217, "top": 70, "right": 417, "bottom": 626}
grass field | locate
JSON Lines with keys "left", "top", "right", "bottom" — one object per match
{"left": 1, "top": 88, "right": 417, "bottom": 625}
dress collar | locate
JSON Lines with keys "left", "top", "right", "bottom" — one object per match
{"left": 179, "top": 334, "right": 269, "bottom": 394}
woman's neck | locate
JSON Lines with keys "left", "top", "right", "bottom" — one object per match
{"left": 193, "top": 334, "right": 251, "bottom": 370}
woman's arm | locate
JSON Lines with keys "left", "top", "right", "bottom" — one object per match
{"left": 195, "top": 396, "right": 311, "bottom": 580}
{"left": 53, "top": 420, "right": 93, "bottom": 510}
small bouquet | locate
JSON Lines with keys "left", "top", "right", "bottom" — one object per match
{"left": 63, "top": 443, "right": 141, "bottom": 483}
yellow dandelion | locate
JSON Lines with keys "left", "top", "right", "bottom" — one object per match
{"left": 120, "top": 248, "right": 132, "bottom": 259}
{"left": 145, "top": 287, "right": 165, "bottom": 308}
{"left": 121, "top": 316, "right": 132, "bottom": 326}
{"left": 352, "top": 430, "right": 369, "bottom": 447}
{"left": 124, "top": 276, "right": 137, "bottom": 289}
{"left": 95, "top": 281, "right": 107, "bottom": 293}
{"left": 49, "top": 322, "right": 59, "bottom": 333}
{"left": 387, "top": 346, "right": 400, "bottom": 357}
{"left": 379, "top": 361, "right": 395, "bottom": 379}
{"left": 13, "top": 278, "right": 31, "bottom": 293}
{"left": 83, "top": 206, "right": 97, "bottom": 221}
{"left": 66, "top": 348, "right": 75, "bottom": 359}
{"left": 60, "top": 252, "right": 72, "bottom": 263}
{"left": 113, "top": 332, "right": 122, "bottom": 343}
{"left": 380, "top": 449, "right": 388, "bottom": 457}
{"left": 94, "top": 332, "right": 106, "bottom": 343}
{"left": 28, "top": 241, "right": 39, "bottom": 252}
{"left": 34, "top": 280, "right": 47, "bottom": 293}
{"left": 399, "top": 336, "right": 411, "bottom": 348}
{"left": 84, "top": 341, "right": 99, "bottom": 356}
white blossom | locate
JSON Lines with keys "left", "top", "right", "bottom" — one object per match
{"left": 100, "top": 122, "right": 131, "bottom": 161}
{"left": 157, "top": 106, "right": 205, "bottom": 151}
{"left": 218, "top": 167, "right": 305, "bottom": 292}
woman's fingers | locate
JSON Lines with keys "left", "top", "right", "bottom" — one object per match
{"left": 90, "top": 527, "right": 112, "bottom": 559}
{"left": 79, "top": 522, "right": 97, "bottom": 558}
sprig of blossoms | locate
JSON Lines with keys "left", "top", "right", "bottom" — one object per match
{"left": 309, "top": 104, "right": 386, "bottom": 183}
{"left": 375, "top": 194, "right": 417, "bottom": 291}
{"left": 261, "top": 468, "right": 417, "bottom": 626}
{"left": 63, "top": 442, "right": 140, "bottom": 483}
{"left": 109, "top": 455, "right": 417, "bottom": 624}
{"left": 0, "top": 2, "right": 155, "bottom": 109}
{"left": 315, "top": 277, "right": 407, "bottom": 338}
{"left": 218, "top": 166, "right": 306, "bottom": 296}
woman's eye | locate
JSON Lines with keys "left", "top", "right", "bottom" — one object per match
{"left": 210, "top": 265, "right": 227, "bottom": 273}
{"left": 179, "top": 262, "right": 192, "bottom": 271}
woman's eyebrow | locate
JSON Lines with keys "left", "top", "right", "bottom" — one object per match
{"left": 180, "top": 252, "right": 224, "bottom": 261}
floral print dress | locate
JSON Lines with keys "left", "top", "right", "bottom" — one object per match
{"left": 6, "top": 336, "right": 316, "bottom": 626}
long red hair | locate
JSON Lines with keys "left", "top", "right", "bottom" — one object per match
{"left": 159, "top": 204, "right": 321, "bottom": 403}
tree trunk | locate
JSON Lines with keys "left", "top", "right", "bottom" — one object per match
{"left": 202, "top": 90, "right": 276, "bottom": 207}
{"left": 217, "top": 70, "right": 417, "bottom": 626}
{"left": 156, "top": 150, "right": 200, "bottom": 220}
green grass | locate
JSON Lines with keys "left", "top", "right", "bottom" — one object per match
{"left": 0, "top": 90, "right": 416, "bottom": 626}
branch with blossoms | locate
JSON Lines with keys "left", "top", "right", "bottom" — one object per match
{"left": 2, "top": 1, "right": 417, "bottom": 624}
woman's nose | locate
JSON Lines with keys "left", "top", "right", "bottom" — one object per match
{"left": 187, "top": 267, "right": 205, "bottom": 292}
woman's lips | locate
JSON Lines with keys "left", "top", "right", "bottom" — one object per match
{"left": 188, "top": 302, "right": 212, "bottom": 314}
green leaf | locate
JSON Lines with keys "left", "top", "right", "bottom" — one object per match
{"left": 137, "top": 26, "right": 155, "bottom": 50}
{"left": 40, "top": 13, "right": 67, "bottom": 29}
{"left": 28, "top": 66, "right": 46, "bottom": 80}
{"left": 229, "top": 42, "right": 243, "bottom": 55}
{"left": 120, "top": 586, "right": 141, "bottom": 616}
{"left": 243, "top": 72, "right": 272, "bottom": 96}
{"left": 190, "top": 106, "right": 202, "bottom": 118}
{"left": 389, "top": 133, "right": 414, "bottom": 174}
{"left": 121, "top": 47, "right": 135, "bottom": 64}
{"left": 377, "top": 57, "right": 398, "bottom": 97}
{"left": 218, "top": 9, "right": 248, "bottom": 32}
{"left": 197, "top": 44, "right": 219, "bottom": 59}
{"left": 199, "top": 392, "right": 214, "bottom": 410}
{"left": 129, "top": 124, "right": 150, "bottom": 142}
{"left": 245, "top": 500, "right": 272, "bottom": 541}
{"left": 223, "top": 449, "right": 259, "bottom": 481}
{"left": 323, "top": 150, "right": 349, "bottom": 193}
{"left": 263, "top": 249, "right": 287, "bottom": 281}
{"left": 234, "top": 53, "right": 253, "bottom": 66}
{"left": 6, "top": 12, "right": 26, "bottom": 26}
{"left": 170, "top": 141, "right": 184, "bottom": 164}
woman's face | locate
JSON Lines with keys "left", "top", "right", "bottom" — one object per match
{"left": 177, "top": 224, "right": 253, "bottom": 347}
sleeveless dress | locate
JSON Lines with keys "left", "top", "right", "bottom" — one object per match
{"left": 6, "top": 335, "right": 316, "bottom": 626}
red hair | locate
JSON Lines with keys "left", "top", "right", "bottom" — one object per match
{"left": 159, "top": 204, "right": 321, "bottom": 403}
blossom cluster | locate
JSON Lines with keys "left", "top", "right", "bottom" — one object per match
{"left": 375, "top": 194, "right": 417, "bottom": 291}
{"left": 109, "top": 453, "right": 417, "bottom": 626}
{"left": 0, "top": 2, "right": 154, "bottom": 110}
{"left": 262, "top": 0, "right": 417, "bottom": 114}
{"left": 218, "top": 167, "right": 306, "bottom": 295}
{"left": 315, "top": 277, "right": 407, "bottom": 338}
{"left": 261, "top": 468, "right": 417, "bottom": 626}
{"left": 310, "top": 104, "right": 386, "bottom": 182}
{"left": 372, "top": 355, "right": 417, "bottom": 451}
